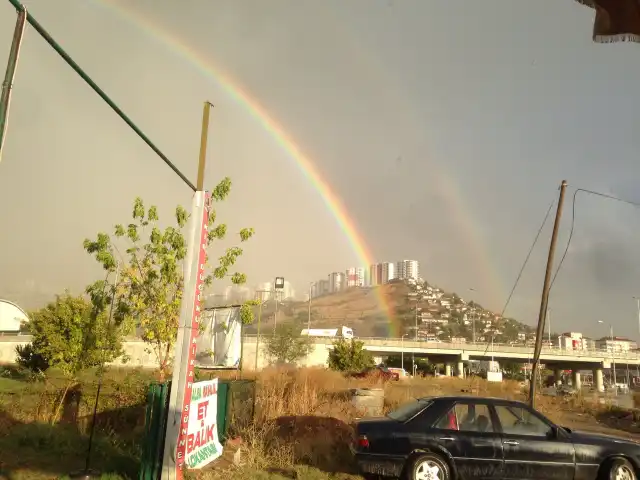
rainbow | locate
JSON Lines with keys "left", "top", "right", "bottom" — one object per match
{"left": 87, "top": 1, "right": 505, "bottom": 333}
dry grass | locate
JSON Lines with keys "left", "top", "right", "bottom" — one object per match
{"left": 1, "top": 364, "right": 635, "bottom": 480}
{"left": 206, "top": 368, "right": 627, "bottom": 479}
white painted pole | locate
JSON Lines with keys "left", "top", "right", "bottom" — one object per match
{"left": 161, "top": 191, "right": 209, "bottom": 480}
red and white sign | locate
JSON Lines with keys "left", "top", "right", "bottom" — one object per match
{"left": 184, "top": 378, "right": 223, "bottom": 469}
{"left": 175, "top": 191, "right": 211, "bottom": 475}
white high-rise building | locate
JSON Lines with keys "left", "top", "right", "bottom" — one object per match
{"left": 223, "top": 284, "right": 252, "bottom": 303}
{"left": 254, "top": 280, "right": 295, "bottom": 301}
{"left": 369, "top": 262, "right": 396, "bottom": 285}
{"left": 328, "top": 272, "right": 346, "bottom": 293}
{"left": 380, "top": 262, "right": 395, "bottom": 284}
{"left": 395, "top": 260, "right": 419, "bottom": 281}
{"left": 346, "top": 267, "right": 365, "bottom": 287}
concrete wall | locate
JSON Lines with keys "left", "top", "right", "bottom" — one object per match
{"left": 0, "top": 337, "right": 333, "bottom": 371}
{"left": 0, "top": 339, "right": 159, "bottom": 368}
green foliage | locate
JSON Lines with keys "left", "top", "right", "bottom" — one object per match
{"left": 265, "top": 324, "right": 313, "bottom": 364}
{"left": 15, "top": 343, "right": 49, "bottom": 373}
{"left": 16, "top": 293, "right": 123, "bottom": 377}
{"left": 328, "top": 338, "right": 374, "bottom": 373}
{"left": 84, "top": 178, "right": 255, "bottom": 374}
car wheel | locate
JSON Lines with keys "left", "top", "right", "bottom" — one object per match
{"left": 605, "top": 458, "right": 636, "bottom": 480}
{"left": 406, "top": 453, "right": 450, "bottom": 480}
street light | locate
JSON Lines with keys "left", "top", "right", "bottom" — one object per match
{"left": 598, "top": 320, "right": 617, "bottom": 394}
{"left": 273, "top": 277, "right": 284, "bottom": 334}
{"left": 401, "top": 334, "right": 408, "bottom": 371}
{"left": 633, "top": 296, "right": 640, "bottom": 339}
{"left": 469, "top": 288, "right": 477, "bottom": 344}
{"left": 253, "top": 292, "right": 269, "bottom": 372}
{"left": 307, "top": 281, "right": 315, "bottom": 333}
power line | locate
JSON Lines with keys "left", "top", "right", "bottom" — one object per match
{"left": 6, "top": 0, "right": 196, "bottom": 191}
{"left": 549, "top": 188, "right": 640, "bottom": 293}
{"left": 475, "top": 196, "right": 557, "bottom": 360}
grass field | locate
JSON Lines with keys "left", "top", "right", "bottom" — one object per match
{"left": 1, "top": 364, "right": 639, "bottom": 480}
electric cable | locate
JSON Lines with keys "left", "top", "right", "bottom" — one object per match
{"left": 471, "top": 196, "right": 556, "bottom": 371}
{"left": 549, "top": 188, "right": 640, "bottom": 295}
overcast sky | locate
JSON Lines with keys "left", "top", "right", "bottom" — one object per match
{"left": 1, "top": 0, "right": 639, "bottom": 339}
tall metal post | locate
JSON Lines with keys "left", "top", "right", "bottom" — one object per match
{"left": 162, "top": 102, "right": 212, "bottom": 480}
{"left": 529, "top": 180, "right": 568, "bottom": 408}
{"left": 307, "top": 282, "right": 313, "bottom": 332}
{"left": 0, "top": 5, "right": 27, "bottom": 164}
{"left": 254, "top": 301, "right": 263, "bottom": 371}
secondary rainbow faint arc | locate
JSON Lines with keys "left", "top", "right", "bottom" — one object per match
{"left": 92, "top": 0, "right": 401, "bottom": 332}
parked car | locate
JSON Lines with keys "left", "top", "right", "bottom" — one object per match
{"left": 353, "top": 395, "right": 640, "bottom": 480}
{"left": 353, "top": 366, "right": 399, "bottom": 382}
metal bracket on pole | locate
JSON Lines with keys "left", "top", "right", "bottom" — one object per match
{"left": 0, "top": 5, "right": 27, "bottom": 164}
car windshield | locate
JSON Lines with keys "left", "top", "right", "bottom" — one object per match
{"left": 386, "top": 398, "right": 432, "bottom": 422}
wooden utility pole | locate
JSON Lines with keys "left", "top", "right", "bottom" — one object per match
{"left": 529, "top": 180, "right": 568, "bottom": 408}
{"left": 162, "top": 101, "right": 213, "bottom": 480}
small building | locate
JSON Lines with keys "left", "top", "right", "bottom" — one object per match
{"left": 0, "top": 299, "right": 29, "bottom": 334}
{"left": 595, "top": 336, "right": 637, "bottom": 353}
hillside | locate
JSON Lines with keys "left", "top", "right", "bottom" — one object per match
{"left": 245, "top": 279, "right": 536, "bottom": 343}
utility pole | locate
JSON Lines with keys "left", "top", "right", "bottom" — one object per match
{"left": 634, "top": 296, "right": 640, "bottom": 339}
{"left": 254, "top": 295, "right": 267, "bottom": 372}
{"left": 307, "top": 282, "right": 314, "bottom": 332}
{"left": 0, "top": 5, "right": 27, "bottom": 164}
{"left": 529, "top": 180, "right": 568, "bottom": 409}
{"left": 547, "top": 308, "right": 552, "bottom": 346}
{"left": 469, "top": 288, "right": 477, "bottom": 343}
{"left": 162, "top": 102, "right": 213, "bottom": 480}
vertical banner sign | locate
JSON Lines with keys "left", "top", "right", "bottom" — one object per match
{"left": 173, "top": 191, "right": 211, "bottom": 476}
{"left": 185, "top": 378, "right": 224, "bottom": 468}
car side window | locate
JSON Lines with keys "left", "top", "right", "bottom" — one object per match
{"left": 433, "top": 403, "right": 494, "bottom": 433}
{"left": 494, "top": 405, "right": 552, "bottom": 437}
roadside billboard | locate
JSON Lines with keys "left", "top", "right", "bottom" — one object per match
{"left": 185, "top": 378, "right": 224, "bottom": 469}
{"left": 196, "top": 306, "right": 242, "bottom": 369}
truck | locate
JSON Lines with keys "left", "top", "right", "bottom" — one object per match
{"left": 300, "top": 325, "right": 354, "bottom": 339}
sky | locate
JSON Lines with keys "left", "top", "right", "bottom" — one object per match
{"left": 1, "top": 0, "right": 640, "bottom": 340}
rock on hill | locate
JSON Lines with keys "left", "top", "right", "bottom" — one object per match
{"left": 245, "top": 279, "right": 535, "bottom": 342}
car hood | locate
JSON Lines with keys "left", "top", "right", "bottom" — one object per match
{"left": 569, "top": 429, "right": 640, "bottom": 447}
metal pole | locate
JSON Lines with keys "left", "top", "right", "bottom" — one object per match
{"left": 274, "top": 290, "right": 279, "bottom": 334}
{"left": 611, "top": 324, "right": 617, "bottom": 393}
{"left": 547, "top": 308, "right": 551, "bottom": 346}
{"left": 469, "top": 288, "right": 476, "bottom": 344}
{"left": 4, "top": 0, "right": 195, "bottom": 190}
{"left": 307, "top": 282, "right": 313, "bottom": 332}
{"left": 635, "top": 297, "right": 640, "bottom": 339}
{"left": 162, "top": 102, "right": 212, "bottom": 480}
{"left": 254, "top": 302, "right": 263, "bottom": 372}
{"left": 401, "top": 335, "right": 404, "bottom": 371}
{"left": 529, "top": 180, "right": 568, "bottom": 408}
{"left": 0, "top": 5, "right": 26, "bottom": 164}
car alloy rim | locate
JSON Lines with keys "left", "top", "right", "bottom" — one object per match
{"left": 415, "top": 460, "right": 443, "bottom": 480}
{"left": 615, "top": 464, "right": 635, "bottom": 480}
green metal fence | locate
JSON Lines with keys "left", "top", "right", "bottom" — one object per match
{"left": 138, "top": 378, "right": 256, "bottom": 480}
{"left": 217, "top": 379, "right": 256, "bottom": 441}
{"left": 139, "top": 382, "right": 170, "bottom": 480}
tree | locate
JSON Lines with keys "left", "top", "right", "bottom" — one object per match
{"left": 265, "top": 323, "right": 313, "bottom": 364}
{"left": 16, "top": 292, "right": 123, "bottom": 374}
{"left": 328, "top": 338, "right": 374, "bottom": 373}
{"left": 84, "top": 177, "right": 255, "bottom": 375}
{"left": 15, "top": 292, "right": 124, "bottom": 422}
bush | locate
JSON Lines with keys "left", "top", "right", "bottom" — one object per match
{"left": 15, "top": 343, "right": 49, "bottom": 373}
{"left": 327, "top": 338, "right": 374, "bottom": 373}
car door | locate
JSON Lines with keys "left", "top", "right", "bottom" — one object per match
{"left": 493, "top": 403, "right": 575, "bottom": 480}
{"left": 430, "top": 401, "right": 504, "bottom": 480}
